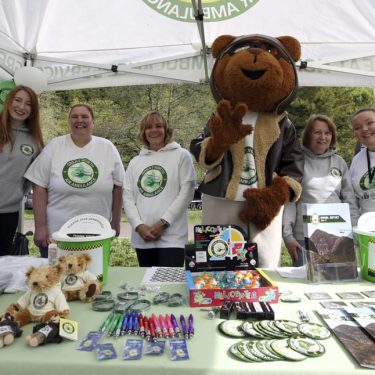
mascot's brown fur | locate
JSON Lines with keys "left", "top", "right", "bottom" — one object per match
{"left": 190, "top": 34, "right": 304, "bottom": 266}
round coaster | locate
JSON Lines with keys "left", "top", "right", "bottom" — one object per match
{"left": 288, "top": 337, "right": 326, "bottom": 357}
{"left": 237, "top": 341, "right": 262, "bottom": 362}
{"left": 270, "top": 339, "right": 307, "bottom": 361}
{"left": 242, "top": 321, "right": 269, "bottom": 339}
{"left": 274, "top": 320, "right": 300, "bottom": 335}
{"left": 256, "top": 321, "right": 288, "bottom": 338}
{"left": 229, "top": 344, "right": 254, "bottom": 362}
{"left": 255, "top": 340, "right": 281, "bottom": 360}
{"left": 298, "top": 322, "right": 331, "bottom": 340}
{"left": 280, "top": 295, "right": 301, "bottom": 303}
{"left": 219, "top": 320, "right": 247, "bottom": 338}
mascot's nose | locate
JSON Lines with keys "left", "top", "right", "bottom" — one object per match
{"left": 248, "top": 48, "right": 264, "bottom": 63}
{"left": 33, "top": 281, "right": 39, "bottom": 286}
{"left": 68, "top": 264, "right": 73, "bottom": 269}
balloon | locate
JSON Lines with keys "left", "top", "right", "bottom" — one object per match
{"left": 14, "top": 66, "right": 47, "bottom": 94}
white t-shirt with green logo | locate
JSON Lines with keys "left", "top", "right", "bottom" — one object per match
{"left": 123, "top": 141, "right": 196, "bottom": 249}
{"left": 349, "top": 148, "right": 375, "bottom": 214}
{"left": 24, "top": 134, "right": 125, "bottom": 235}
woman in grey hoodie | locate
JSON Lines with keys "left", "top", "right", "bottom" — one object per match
{"left": 282, "top": 114, "right": 359, "bottom": 266}
{"left": 0, "top": 85, "right": 43, "bottom": 255}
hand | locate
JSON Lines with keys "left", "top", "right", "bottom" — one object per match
{"left": 239, "top": 177, "right": 291, "bottom": 230}
{"left": 33, "top": 225, "right": 50, "bottom": 248}
{"left": 285, "top": 240, "right": 303, "bottom": 264}
{"left": 206, "top": 100, "right": 253, "bottom": 161}
{"left": 110, "top": 220, "right": 120, "bottom": 237}
{"left": 136, "top": 224, "right": 158, "bottom": 242}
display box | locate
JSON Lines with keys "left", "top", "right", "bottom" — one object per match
{"left": 186, "top": 269, "right": 278, "bottom": 307}
{"left": 302, "top": 203, "right": 358, "bottom": 283}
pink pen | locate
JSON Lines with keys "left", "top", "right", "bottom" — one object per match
{"left": 158, "top": 314, "right": 169, "bottom": 338}
{"left": 151, "top": 313, "right": 163, "bottom": 338}
{"left": 165, "top": 314, "right": 175, "bottom": 338}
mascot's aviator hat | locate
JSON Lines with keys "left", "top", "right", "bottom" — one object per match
{"left": 210, "top": 34, "right": 299, "bottom": 115}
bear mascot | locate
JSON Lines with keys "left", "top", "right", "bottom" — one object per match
{"left": 190, "top": 34, "right": 304, "bottom": 267}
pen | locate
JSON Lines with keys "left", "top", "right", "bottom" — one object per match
{"left": 100, "top": 312, "right": 114, "bottom": 333}
{"left": 170, "top": 313, "right": 181, "bottom": 337}
{"left": 133, "top": 312, "right": 139, "bottom": 335}
{"left": 114, "top": 313, "right": 123, "bottom": 338}
{"left": 159, "top": 314, "right": 169, "bottom": 338}
{"left": 149, "top": 318, "right": 156, "bottom": 341}
{"left": 151, "top": 313, "right": 163, "bottom": 338}
{"left": 138, "top": 314, "right": 145, "bottom": 337}
{"left": 108, "top": 313, "right": 121, "bottom": 336}
{"left": 144, "top": 316, "right": 151, "bottom": 341}
{"left": 127, "top": 311, "right": 134, "bottom": 334}
{"left": 121, "top": 312, "right": 129, "bottom": 336}
{"left": 166, "top": 314, "right": 175, "bottom": 338}
{"left": 188, "top": 314, "right": 194, "bottom": 338}
{"left": 180, "top": 314, "right": 188, "bottom": 339}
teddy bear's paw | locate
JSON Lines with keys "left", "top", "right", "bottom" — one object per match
{"left": 86, "top": 284, "right": 97, "bottom": 298}
{"left": 3, "top": 334, "right": 15, "bottom": 346}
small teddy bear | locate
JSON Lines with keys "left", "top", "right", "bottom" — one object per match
{"left": 58, "top": 253, "right": 102, "bottom": 303}
{"left": 25, "top": 316, "right": 62, "bottom": 347}
{"left": 0, "top": 313, "right": 22, "bottom": 348}
{"left": 6, "top": 264, "right": 70, "bottom": 328}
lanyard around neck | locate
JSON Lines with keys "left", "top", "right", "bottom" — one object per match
{"left": 367, "top": 148, "right": 375, "bottom": 184}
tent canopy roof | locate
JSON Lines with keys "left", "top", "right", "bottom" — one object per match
{"left": 1, "top": 0, "right": 375, "bottom": 91}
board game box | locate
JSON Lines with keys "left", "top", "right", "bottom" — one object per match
{"left": 184, "top": 225, "right": 277, "bottom": 307}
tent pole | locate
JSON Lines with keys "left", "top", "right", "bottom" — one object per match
{"left": 191, "top": 0, "right": 209, "bottom": 83}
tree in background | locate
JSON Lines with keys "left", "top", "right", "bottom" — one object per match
{"left": 39, "top": 85, "right": 375, "bottom": 175}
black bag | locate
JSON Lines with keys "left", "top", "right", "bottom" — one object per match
{"left": 8, "top": 231, "right": 33, "bottom": 256}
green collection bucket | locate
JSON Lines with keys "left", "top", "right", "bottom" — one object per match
{"left": 353, "top": 227, "right": 375, "bottom": 283}
{"left": 52, "top": 214, "right": 115, "bottom": 285}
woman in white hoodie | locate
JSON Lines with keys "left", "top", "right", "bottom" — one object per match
{"left": 123, "top": 111, "right": 196, "bottom": 267}
{"left": 282, "top": 114, "right": 359, "bottom": 266}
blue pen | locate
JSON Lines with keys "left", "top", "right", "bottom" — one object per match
{"left": 127, "top": 312, "right": 134, "bottom": 334}
{"left": 180, "top": 314, "right": 188, "bottom": 339}
{"left": 121, "top": 312, "right": 129, "bottom": 336}
{"left": 133, "top": 312, "right": 139, "bottom": 335}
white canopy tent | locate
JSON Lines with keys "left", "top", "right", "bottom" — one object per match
{"left": 1, "top": 0, "right": 375, "bottom": 91}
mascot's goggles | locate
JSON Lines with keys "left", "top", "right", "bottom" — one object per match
{"left": 221, "top": 34, "right": 293, "bottom": 64}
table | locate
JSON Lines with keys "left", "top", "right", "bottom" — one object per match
{"left": 1, "top": 267, "right": 375, "bottom": 375}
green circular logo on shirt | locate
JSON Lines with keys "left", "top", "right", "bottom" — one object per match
{"left": 359, "top": 168, "right": 375, "bottom": 190}
{"left": 330, "top": 167, "right": 342, "bottom": 179}
{"left": 142, "top": 0, "right": 258, "bottom": 22}
{"left": 138, "top": 165, "right": 167, "bottom": 197}
{"left": 20, "top": 144, "right": 34, "bottom": 156}
{"left": 62, "top": 158, "right": 98, "bottom": 188}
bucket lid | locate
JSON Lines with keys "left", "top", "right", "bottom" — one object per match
{"left": 356, "top": 212, "right": 375, "bottom": 233}
{"left": 52, "top": 213, "right": 115, "bottom": 242}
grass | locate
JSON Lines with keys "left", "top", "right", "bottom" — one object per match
{"left": 26, "top": 209, "right": 292, "bottom": 267}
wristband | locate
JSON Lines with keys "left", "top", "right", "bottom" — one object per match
{"left": 160, "top": 218, "right": 170, "bottom": 229}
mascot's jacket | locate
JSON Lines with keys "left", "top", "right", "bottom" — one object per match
{"left": 190, "top": 111, "right": 303, "bottom": 201}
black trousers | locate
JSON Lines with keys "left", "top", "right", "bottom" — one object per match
{"left": 0, "top": 211, "right": 19, "bottom": 256}
{"left": 135, "top": 247, "right": 185, "bottom": 267}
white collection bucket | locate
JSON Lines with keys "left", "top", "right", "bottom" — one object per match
{"left": 52, "top": 214, "right": 115, "bottom": 285}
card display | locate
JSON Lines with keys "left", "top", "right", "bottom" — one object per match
{"left": 317, "top": 308, "right": 375, "bottom": 368}
{"left": 302, "top": 203, "right": 357, "bottom": 283}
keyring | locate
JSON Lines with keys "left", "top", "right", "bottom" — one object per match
{"left": 91, "top": 299, "right": 115, "bottom": 312}
{"left": 168, "top": 293, "right": 185, "bottom": 307}
{"left": 128, "top": 299, "right": 152, "bottom": 312}
{"left": 117, "top": 292, "right": 139, "bottom": 301}
{"left": 153, "top": 292, "right": 170, "bottom": 304}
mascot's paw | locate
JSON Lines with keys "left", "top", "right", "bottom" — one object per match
{"left": 240, "top": 177, "right": 291, "bottom": 230}
{"left": 206, "top": 100, "right": 253, "bottom": 161}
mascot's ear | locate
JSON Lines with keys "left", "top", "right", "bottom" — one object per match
{"left": 277, "top": 36, "right": 301, "bottom": 62}
{"left": 211, "top": 35, "right": 237, "bottom": 58}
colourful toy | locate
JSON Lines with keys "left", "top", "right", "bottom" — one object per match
{"left": 193, "top": 271, "right": 260, "bottom": 290}
{"left": 58, "top": 253, "right": 102, "bottom": 303}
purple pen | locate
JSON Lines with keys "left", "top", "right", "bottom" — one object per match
{"left": 179, "top": 314, "right": 188, "bottom": 339}
{"left": 170, "top": 314, "right": 182, "bottom": 337}
{"left": 188, "top": 314, "right": 194, "bottom": 338}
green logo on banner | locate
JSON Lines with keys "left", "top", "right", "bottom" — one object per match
{"left": 142, "top": 0, "right": 259, "bottom": 22}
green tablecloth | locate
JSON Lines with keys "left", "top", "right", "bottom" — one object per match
{"left": 1, "top": 267, "right": 375, "bottom": 375}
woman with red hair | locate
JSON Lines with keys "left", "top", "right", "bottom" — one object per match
{"left": 0, "top": 85, "right": 43, "bottom": 255}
